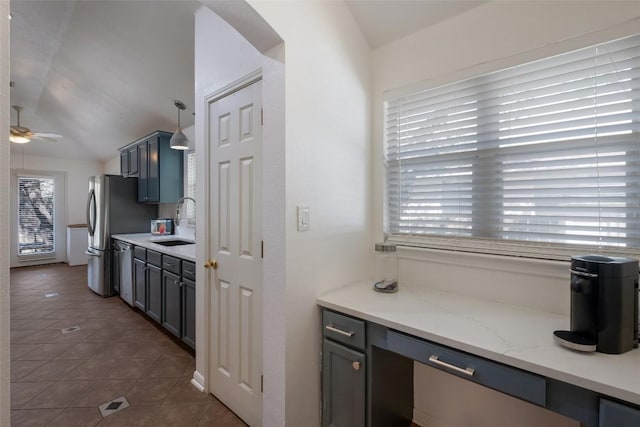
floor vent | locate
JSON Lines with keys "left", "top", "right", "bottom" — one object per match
{"left": 99, "top": 396, "right": 130, "bottom": 417}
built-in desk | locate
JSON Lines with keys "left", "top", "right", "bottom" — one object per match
{"left": 317, "top": 281, "right": 640, "bottom": 426}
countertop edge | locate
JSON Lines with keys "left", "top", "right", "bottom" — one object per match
{"left": 112, "top": 233, "right": 196, "bottom": 262}
{"left": 317, "top": 282, "right": 640, "bottom": 406}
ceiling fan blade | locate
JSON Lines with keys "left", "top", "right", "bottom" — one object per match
{"left": 33, "top": 132, "right": 63, "bottom": 139}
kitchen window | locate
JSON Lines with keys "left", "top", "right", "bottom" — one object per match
{"left": 384, "top": 34, "right": 640, "bottom": 260}
{"left": 184, "top": 150, "right": 196, "bottom": 220}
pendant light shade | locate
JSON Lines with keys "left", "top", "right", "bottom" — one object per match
{"left": 170, "top": 100, "right": 189, "bottom": 150}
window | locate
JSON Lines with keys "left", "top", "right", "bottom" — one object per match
{"left": 385, "top": 34, "right": 640, "bottom": 260}
{"left": 18, "top": 176, "right": 55, "bottom": 256}
{"left": 185, "top": 150, "right": 196, "bottom": 220}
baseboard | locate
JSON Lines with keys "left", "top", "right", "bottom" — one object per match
{"left": 191, "top": 370, "right": 206, "bottom": 392}
{"left": 413, "top": 407, "right": 454, "bottom": 427}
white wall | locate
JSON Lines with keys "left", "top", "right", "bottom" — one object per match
{"left": 0, "top": 1, "right": 10, "bottom": 422}
{"left": 371, "top": 2, "right": 640, "bottom": 425}
{"left": 247, "top": 2, "right": 372, "bottom": 425}
{"left": 197, "top": 2, "right": 371, "bottom": 425}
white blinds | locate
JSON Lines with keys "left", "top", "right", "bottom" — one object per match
{"left": 18, "top": 176, "right": 55, "bottom": 255}
{"left": 185, "top": 151, "right": 196, "bottom": 220}
{"left": 385, "top": 34, "right": 640, "bottom": 254}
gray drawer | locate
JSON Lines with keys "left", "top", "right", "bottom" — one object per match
{"left": 146, "top": 249, "right": 162, "bottom": 267}
{"left": 322, "top": 310, "right": 365, "bottom": 350}
{"left": 387, "top": 330, "right": 546, "bottom": 406}
{"left": 162, "top": 255, "right": 181, "bottom": 275}
{"left": 600, "top": 399, "right": 640, "bottom": 426}
{"left": 133, "top": 246, "right": 146, "bottom": 261}
{"left": 182, "top": 261, "right": 196, "bottom": 281}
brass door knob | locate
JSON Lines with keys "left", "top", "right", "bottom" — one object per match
{"left": 204, "top": 259, "right": 218, "bottom": 270}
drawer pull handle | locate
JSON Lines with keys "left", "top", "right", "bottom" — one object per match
{"left": 352, "top": 361, "right": 360, "bottom": 371}
{"left": 325, "top": 324, "right": 355, "bottom": 337}
{"left": 428, "top": 355, "right": 475, "bottom": 377}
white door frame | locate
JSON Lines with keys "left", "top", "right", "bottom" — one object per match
{"left": 195, "top": 68, "right": 263, "bottom": 410}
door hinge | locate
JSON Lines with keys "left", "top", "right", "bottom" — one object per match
{"left": 261, "top": 240, "right": 264, "bottom": 259}
{"left": 261, "top": 375, "right": 264, "bottom": 393}
{"left": 261, "top": 108, "right": 263, "bottom": 126}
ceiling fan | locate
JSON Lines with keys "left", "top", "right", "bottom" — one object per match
{"left": 10, "top": 105, "right": 63, "bottom": 144}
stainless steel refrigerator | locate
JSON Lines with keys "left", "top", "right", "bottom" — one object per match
{"left": 86, "top": 174, "right": 157, "bottom": 296}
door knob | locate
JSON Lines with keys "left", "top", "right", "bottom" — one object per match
{"left": 204, "top": 259, "right": 218, "bottom": 270}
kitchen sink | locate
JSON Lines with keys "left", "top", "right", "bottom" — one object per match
{"left": 151, "top": 239, "right": 195, "bottom": 247}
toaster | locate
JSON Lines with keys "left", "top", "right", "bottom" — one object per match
{"left": 150, "top": 218, "right": 174, "bottom": 235}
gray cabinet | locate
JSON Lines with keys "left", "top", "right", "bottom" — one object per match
{"left": 118, "top": 130, "right": 183, "bottom": 203}
{"left": 137, "top": 131, "right": 183, "bottom": 204}
{"left": 162, "top": 269, "right": 182, "bottom": 338}
{"left": 323, "top": 339, "right": 365, "bottom": 427}
{"left": 119, "top": 144, "right": 139, "bottom": 177}
{"left": 600, "top": 399, "right": 640, "bottom": 426}
{"left": 130, "top": 245, "right": 195, "bottom": 349}
{"left": 133, "top": 258, "right": 146, "bottom": 311}
{"left": 146, "top": 264, "right": 162, "bottom": 323}
{"left": 134, "top": 246, "right": 162, "bottom": 324}
{"left": 182, "top": 277, "right": 196, "bottom": 348}
{"left": 322, "top": 310, "right": 366, "bottom": 427}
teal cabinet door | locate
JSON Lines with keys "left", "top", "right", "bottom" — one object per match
{"left": 322, "top": 338, "right": 365, "bottom": 427}
{"left": 133, "top": 258, "right": 146, "bottom": 311}
{"left": 182, "top": 277, "right": 196, "bottom": 349}
{"left": 146, "top": 264, "right": 162, "bottom": 323}
{"left": 162, "top": 269, "right": 181, "bottom": 337}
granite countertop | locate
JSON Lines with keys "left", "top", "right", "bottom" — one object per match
{"left": 317, "top": 280, "right": 640, "bottom": 406}
{"left": 111, "top": 233, "right": 195, "bottom": 262}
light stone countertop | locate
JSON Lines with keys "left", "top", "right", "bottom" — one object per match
{"left": 317, "top": 280, "right": 640, "bottom": 406}
{"left": 111, "top": 233, "right": 195, "bottom": 262}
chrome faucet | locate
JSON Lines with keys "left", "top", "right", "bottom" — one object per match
{"left": 175, "top": 197, "right": 196, "bottom": 226}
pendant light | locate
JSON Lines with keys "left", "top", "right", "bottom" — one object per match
{"left": 170, "top": 100, "right": 189, "bottom": 150}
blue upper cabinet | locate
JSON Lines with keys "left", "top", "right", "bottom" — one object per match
{"left": 120, "top": 131, "right": 184, "bottom": 204}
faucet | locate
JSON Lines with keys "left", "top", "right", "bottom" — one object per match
{"left": 175, "top": 197, "right": 196, "bottom": 226}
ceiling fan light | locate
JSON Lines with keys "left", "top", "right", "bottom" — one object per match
{"left": 170, "top": 128, "right": 189, "bottom": 150}
{"left": 10, "top": 135, "right": 31, "bottom": 144}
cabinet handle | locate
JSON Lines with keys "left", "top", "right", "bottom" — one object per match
{"left": 325, "top": 324, "right": 354, "bottom": 337}
{"left": 428, "top": 355, "right": 475, "bottom": 377}
{"left": 352, "top": 361, "right": 360, "bottom": 371}
{"left": 165, "top": 263, "right": 174, "bottom": 267}
{"left": 184, "top": 270, "right": 194, "bottom": 275}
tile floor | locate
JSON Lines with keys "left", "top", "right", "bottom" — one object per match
{"left": 10, "top": 263, "right": 246, "bottom": 426}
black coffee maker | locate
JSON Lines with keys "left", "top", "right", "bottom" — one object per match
{"left": 553, "top": 255, "right": 639, "bottom": 354}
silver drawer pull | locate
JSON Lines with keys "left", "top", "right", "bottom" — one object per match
{"left": 428, "top": 355, "right": 475, "bottom": 377}
{"left": 325, "top": 324, "right": 355, "bottom": 337}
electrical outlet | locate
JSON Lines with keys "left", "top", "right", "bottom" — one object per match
{"left": 297, "top": 206, "right": 310, "bottom": 231}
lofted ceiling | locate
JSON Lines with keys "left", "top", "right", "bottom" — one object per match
{"left": 9, "top": 0, "right": 483, "bottom": 162}
{"left": 9, "top": 0, "right": 199, "bottom": 161}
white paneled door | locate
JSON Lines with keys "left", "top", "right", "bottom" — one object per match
{"left": 208, "top": 79, "right": 262, "bottom": 426}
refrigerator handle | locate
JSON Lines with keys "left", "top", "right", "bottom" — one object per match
{"left": 87, "top": 189, "right": 96, "bottom": 236}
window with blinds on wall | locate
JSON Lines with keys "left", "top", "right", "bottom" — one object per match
{"left": 384, "top": 34, "right": 640, "bottom": 259}
{"left": 18, "top": 176, "right": 55, "bottom": 256}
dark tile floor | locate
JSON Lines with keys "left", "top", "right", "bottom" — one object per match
{"left": 10, "top": 263, "right": 246, "bottom": 426}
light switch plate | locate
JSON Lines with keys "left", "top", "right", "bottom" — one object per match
{"left": 297, "top": 206, "right": 310, "bottom": 231}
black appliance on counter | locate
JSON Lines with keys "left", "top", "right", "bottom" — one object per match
{"left": 554, "top": 255, "right": 639, "bottom": 354}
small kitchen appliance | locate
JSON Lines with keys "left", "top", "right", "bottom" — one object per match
{"left": 151, "top": 218, "right": 174, "bottom": 235}
{"left": 553, "top": 255, "right": 639, "bottom": 354}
